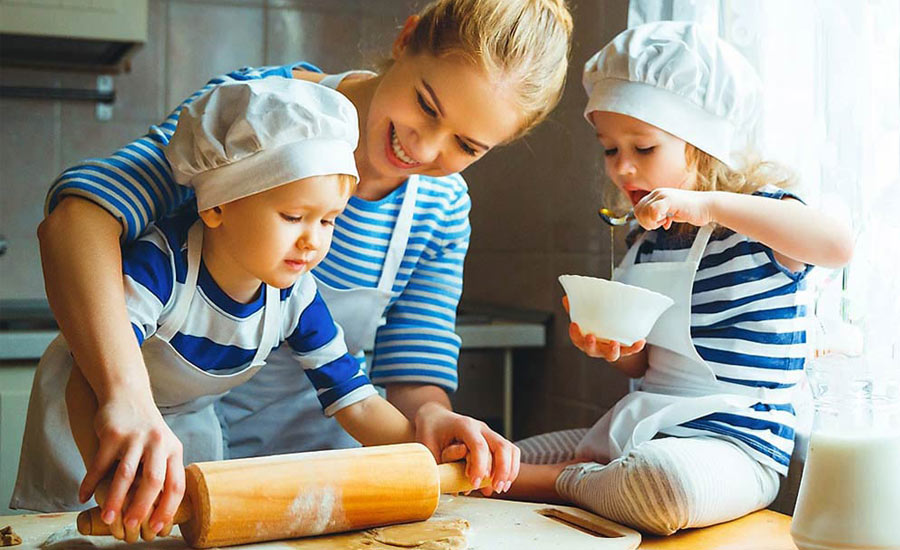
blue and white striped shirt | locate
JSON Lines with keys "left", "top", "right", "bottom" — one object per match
{"left": 46, "top": 62, "right": 470, "bottom": 392}
{"left": 123, "top": 212, "right": 377, "bottom": 416}
{"left": 633, "top": 186, "right": 811, "bottom": 474}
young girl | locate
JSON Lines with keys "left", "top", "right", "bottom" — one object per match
{"left": 504, "top": 21, "right": 854, "bottom": 535}
{"left": 15, "top": 79, "right": 433, "bottom": 543}
{"left": 30, "top": 0, "right": 572, "bottom": 540}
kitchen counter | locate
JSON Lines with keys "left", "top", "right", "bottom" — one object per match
{"left": 0, "top": 498, "right": 796, "bottom": 549}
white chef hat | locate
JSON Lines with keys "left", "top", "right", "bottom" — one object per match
{"left": 582, "top": 21, "right": 761, "bottom": 168}
{"left": 165, "top": 78, "right": 359, "bottom": 211}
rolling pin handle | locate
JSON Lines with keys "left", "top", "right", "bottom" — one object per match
{"left": 76, "top": 501, "right": 193, "bottom": 536}
{"left": 76, "top": 507, "right": 103, "bottom": 535}
{"left": 438, "top": 461, "right": 493, "bottom": 494}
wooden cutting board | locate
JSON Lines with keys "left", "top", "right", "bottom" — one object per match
{"left": 2, "top": 495, "right": 640, "bottom": 549}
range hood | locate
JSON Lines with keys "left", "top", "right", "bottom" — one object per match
{"left": 0, "top": 0, "right": 147, "bottom": 73}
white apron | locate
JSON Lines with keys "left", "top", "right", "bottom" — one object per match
{"left": 11, "top": 221, "right": 280, "bottom": 512}
{"left": 575, "top": 225, "right": 759, "bottom": 462}
{"left": 216, "top": 157, "right": 418, "bottom": 458}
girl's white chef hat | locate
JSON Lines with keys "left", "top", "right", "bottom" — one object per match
{"left": 583, "top": 21, "right": 761, "bottom": 168}
{"left": 166, "top": 78, "right": 359, "bottom": 211}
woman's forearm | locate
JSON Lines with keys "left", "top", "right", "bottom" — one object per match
{"left": 38, "top": 197, "right": 153, "bottom": 403}
{"left": 66, "top": 361, "right": 100, "bottom": 467}
{"left": 334, "top": 395, "right": 417, "bottom": 446}
{"left": 386, "top": 383, "right": 452, "bottom": 420}
{"left": 708, "top": 192, "right": 854, "bottom": 268}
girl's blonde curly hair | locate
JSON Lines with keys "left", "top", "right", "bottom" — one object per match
{"left": 685, "top": 145, "right": 795, "bottom": 196}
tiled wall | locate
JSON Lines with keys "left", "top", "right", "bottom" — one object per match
{"left": 0, "top": 0, "right": 630, "bottom": 440}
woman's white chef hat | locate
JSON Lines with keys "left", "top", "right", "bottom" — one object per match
{"left": 582, "top": 21, "right": 761, "bottom": 168}
{"left": 165, "top": 78, "right": 359, "bottom": 211}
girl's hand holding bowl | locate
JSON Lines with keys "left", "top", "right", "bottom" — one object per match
{"left": 558, "top": 275, "right": 673, "bottom": 360}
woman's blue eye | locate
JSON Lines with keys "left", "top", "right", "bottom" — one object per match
{"left": 636, "top": 146, "right": 655, "bottom": 154}
{"left": 416, "top": 91, "right": 437, "bottom": 118}
{"left": 604, "top": 148, "right": 618, "bottom": 156}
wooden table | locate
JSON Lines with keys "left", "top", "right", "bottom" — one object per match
{"left": 1, "top": 498, "right": 795, "bottom": 549}
{"left": 640, "top": 510, "right": 796, "bottom": 549}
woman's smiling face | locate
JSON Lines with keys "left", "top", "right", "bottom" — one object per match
{"left": 362, "top": 22, "right": 524, "bottom": 182}
{"left": 590, "top": 110, "right": 696, "bottom": 205}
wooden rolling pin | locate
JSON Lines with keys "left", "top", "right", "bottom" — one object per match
{"left": 77, "top": 443, "right": 490, "bottom": 548}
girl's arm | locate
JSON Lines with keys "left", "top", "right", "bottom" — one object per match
{"left": 706, "top": 192, "right": 853, "bottom": 270}
{"left": 635, "top": 189, "right": 854, "bottom": 271}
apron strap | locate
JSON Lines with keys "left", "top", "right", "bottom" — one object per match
{"left": 156, "top": 220, "right": 204, "bottom": 341}
{"left": 614, "top": 224, "right": 714, "bottom": 280}
{"left": 248, "top": 284, "right": 282, "bottom": 367}
{"left": 318, "top": 70, "right": 377, "bottom": 90}
{"left": 377, "top": 175, "right": 418, "bottom": 293}
{"left": 686, "top": 225, "right": 714, "bottom": 266}
{"left": 614, "top": 229, "right": 647, "bottom": 281}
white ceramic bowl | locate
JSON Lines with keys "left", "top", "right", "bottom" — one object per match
{"left": 558, "top": 274, "right": 674, "bottom": 346}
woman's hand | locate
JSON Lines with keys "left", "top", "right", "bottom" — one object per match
{"left": 634, "top": 188, "right": 713, "bottom": 230}
{"left": 83, "top": 396, "right": 184, "bottom": 543}
{"left": 414, "top": 402, "right": 520, "bottom": 496}
{"left": 562, "top": 296, "right": 645, "bottom": 361}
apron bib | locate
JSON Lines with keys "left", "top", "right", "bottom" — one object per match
{"left": 575, "top": 225, "right": 758, "bottom": 462}
{"left": 216, "top": 146, "right": 418, "bottom": 458}
{"left": 314, "top": 174, "right": 417, "bottom": 354}
{"left": 11, "top": 221, "right": 280, "bottom": 511}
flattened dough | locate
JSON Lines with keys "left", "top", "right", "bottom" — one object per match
{"left": 283, "top": 518, "right": 469, "bottom": 549}
{"left": 367, "top": 518, "right": 469, "bottom": 549}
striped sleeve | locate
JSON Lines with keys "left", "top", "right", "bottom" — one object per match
{"left": 369, "top": 177, "right": 471, "bottom": 392}
{"left": 122, "top": 226, "right": 176, "bottom": 344}
{"left": 286, "top": 288, "right": 377, "bottom": 416}
{"left": 44, "top": 63, "right": 319, "bottom": 243}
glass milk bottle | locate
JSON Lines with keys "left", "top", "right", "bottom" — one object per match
{"left": 791, "top": 355, "right": 900, "bottom": 550}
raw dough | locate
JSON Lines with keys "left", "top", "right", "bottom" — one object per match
{"left": 367, "top": 518, "right": 469, "bottom": 549}
{"left": 284, "top": 518, "right": 470, "bottom": 549}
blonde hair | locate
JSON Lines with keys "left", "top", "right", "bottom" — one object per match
{"left": 405, "top": 0, "right": 573, "bottom": 139}
{"left": 684, "top": 145, "right": 795, "bottom": 196}
{"left": 333, "top": 173, "right": 358, "bottom": 195}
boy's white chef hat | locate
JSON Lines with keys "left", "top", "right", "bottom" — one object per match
{"left": 166, "top": 78, "right": 359, "bottom": 211}
{"left": 582, "top": 21, "right": 760, "bottom": 168}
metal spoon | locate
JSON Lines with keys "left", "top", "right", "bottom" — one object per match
{"left": 597, "top": 208, "right": 634, "bottom": 226}
{"left": 598, "top": 208, "right": 634, "bottom": 279}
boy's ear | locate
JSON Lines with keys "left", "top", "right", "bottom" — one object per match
{"left": 198, "top": 206, "right": 224, "bottom": 228}
{"left": 392, "top": 15, "right": 419, "bottom": 59}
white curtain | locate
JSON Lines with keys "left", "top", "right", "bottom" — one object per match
{"left": 628, "top": 0, "right": 900, "bottom": 362}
